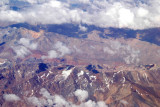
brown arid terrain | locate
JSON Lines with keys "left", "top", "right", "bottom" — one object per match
{"left": 0, "top": 62, "right": 160, "bottom": 107}
{"left": 1, "top": 0, "right": 160, "bottom": 106}
{"left": 1, "top": 27, "right": 160, "bottom": 65}
{"left": 0, "top": 25, "right": 160, "bottom": 107}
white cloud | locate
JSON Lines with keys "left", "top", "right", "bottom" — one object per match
{"left": 55, "top": 41, "right": 71, "bottom": 57}
{"left": 3, "top": 94, "right": 21, "bottom": 102}
{"left": 23, "top": 0, "right": 76, "bottom": 25}
{"left": 27, "top": 96, "right": 42, "bottom": 106}
{"left": 53, "top": 95, "right": 70, "bottom": 107}
{"left": 1, "top": 0, "right": 160, "bottom": 29}
{"left": 42, "top": 41, "right": 71, "bottom": 59}
{"left": 137, "top": 7, "right": 149, "bottom": 17}
{"left": 74, "top": 89, "right": 88, "bottom": 102}
{"left": 12, "top": 38, "right": 38, "bottom": 58}
{"left": 19, "top": 38, "right": 38, "bottom": 50}
{"left": 27, "top": 88, "right": 54, "bottom": 107}
{"left": 12, "top": 46, "right": 31, "bottom": 58}
{"left": 40, "top": 88, "right": 52, "bottom": 99}
{"left": 0, "top": 10, "right": 24, "bottom": 22}
{"left": 97, "top": 101, "right": 108, "bottom": 107}
{"left": 118, "top": 8, "right": 134, "bottom": 28}
{"left": 47, "top": 50, "right": 58, "bottom": 58}
{"left": 27, "top": 88, "right": 108, "bottom": 107}
{"left": 123, "top": 48, "right": 140, "bottom": 64}
{"left": 19, "top": 38, "right": 30, "bottom": 46}
{"left": 80, "top": 100, "right": 108, "bottom": 107}
{"left": 1, "top": 0, "right": 160, "bottom": 30}
{"left": 104, "top": 40, "right": 140, "bottom": 64}
{"left": 79, "top": 25, "right": 87, "bottom": 32}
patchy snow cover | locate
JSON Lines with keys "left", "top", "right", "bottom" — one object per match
{"left": 77, "top": 70, "right": 84, "bottom": 77}
{"left": 62, "top": 67, "right": 75, "bottom": 80}
{"left": 90, "top": 75, "right": 97, "bottom": 81}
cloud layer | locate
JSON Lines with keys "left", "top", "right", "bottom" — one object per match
{"left": 0, "top": 0, "right": 160, "bottom": 29}
{"left": 27, "top": 88, "right": 108, "bottom": 107}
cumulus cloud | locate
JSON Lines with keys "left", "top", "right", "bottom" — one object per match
{"left": 3, "top": 94, "right": 21, "bottom": 102}
{"left": 27, "top": 96, "right": 42, "bottom": 106}
{"left": 39, "top": 88, "right": 52, "bottom": 99}
{"left": 79, "top": 25, "right": 87, "bottom": 32}
{"left": 0, "top": 0, "right": 160, "bottom": 29}
{"left": 55, "top": 41, "right": 71, "bottom": 57}
{"left": 118, "top": 8, "right": 134, "bottom": 28}
{"left": 74, "top": 89, "right": 88, "bottom": 102}
{"left": 42, "top": 41, "right": 71, "bottom": 59}
{"left": 19, "top": 38, "right": 38, "bottom": 50}
{"left": 12, "top": 38, "right": 38, "bottom": 58}
{"left": 96, "top": 101, "right": 108, "bottom": 107}
{"left": 80, "top": 100, "right": 108, "bottom": 107}
{"left": 12, "top": 45, "right": 31, "bottom": 58}
{"left": 42, "top": 50, "right": 58, "bottom": 59}
{"left": 0, "top": 10, "right": 24, "bottom": 22}
{"left": 27, "top": 88, "right": 108, "bottom": 107}
{"left": 27, "top": 88, "right": 54, "bottom": 106}
{"left": 104, "top": 40, "right": 140, "bottom": 64}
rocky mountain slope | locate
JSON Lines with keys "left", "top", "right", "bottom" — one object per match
{"left": 0, "top": 62, "right": 160, "bottom": 107}
{"left": 0, "top": 24, "right": 160, "bottom": 107}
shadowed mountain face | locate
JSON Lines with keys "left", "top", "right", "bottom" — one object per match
{"left": 138, "top": 28, "right": 160, "bottom": 46}
{"left": 7, "top": 23, "right": 104, "bottom": 38}
{"left": 3, "top": 23, "right": 160, "bottom": 46}
{"left": 0, "top": 42, "right": 5, "bottom": 46}
{"left": 36, "top": 63, "right": 48, "bottom": 74}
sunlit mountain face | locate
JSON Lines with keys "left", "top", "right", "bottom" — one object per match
{"left": 1, "top": 0, "right": 160, "bottom": 107}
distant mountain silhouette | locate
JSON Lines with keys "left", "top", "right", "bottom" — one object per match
{"left": 4, "top": 23, "right": 160, "bottom": 46}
